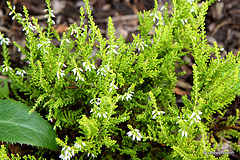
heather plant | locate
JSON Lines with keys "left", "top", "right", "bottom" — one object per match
{"left": 0, "top": 0, "right": 240, "bottom": 159}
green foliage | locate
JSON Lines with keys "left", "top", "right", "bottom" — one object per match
{"left": 0, "top": 0, "right": 240, "bottom": 159}
{"left": 0, "top": 77, "right": 9, "bottom": 98}
{"left": 0, "top": 99, "right": 58, "bottom": 150}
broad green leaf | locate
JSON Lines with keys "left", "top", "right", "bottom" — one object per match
{"left": 0, "top": 99, "right": 58, "bottom": 150}
{"left": 0, "top": 78, "right": 9, "bottom": 98}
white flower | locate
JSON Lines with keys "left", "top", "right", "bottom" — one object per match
{"left": 97, "top": 112, "right": 108, "bottom": 118}
{"left": 28, "top": 22, "right": 36, "bottom": 31}
{"left": 72, "top": 68, "right": 83, "bottom": 74}
{"left": 90, "top": 106, "right": 108, "bottom": 118}
{"left": 190, "top": 5, "right": 197, "bottom": 12}
{"left": 0, "top": 35, "right": 10, "bottom": 45}
{"left": 68, "top": 26, "right": 80, "bottom": 36}
{"left": 102, "top": 112, "right": 108, "bottom": 118}
{"left": 189, "top": 112, "right": 196, "bottom": 119}
{"left": 125, "top": 91, "right": 134, "bottom": 101}
{"left": 59, "top": 147, "right": 75, "bottom": 160}
{"left": 1, "top": 64, "right": 12, "bottom": 73}
{"left": 57, "top": 70, "right": 65, "bottom": 79}
{"left": 176, "top": 115, "right": 187, "bottom": 125}
{"left": 181, "top": 19, "right": 188, "bottom": 25}
{"left": 89, "top": 99, "right": 93, "bottom": 104}
{"left": 119, "top": 91, "right": 134, "bottom": 101}
{"left": 150, "top": 11, "right": 161, "bottom": 22}
{"left": 16, "top": 70, "right": 26, "bottom": 77}
{"left": 97, "top": 65, "right": 110, "bottom": 77}
{"left": 66, "top": 39, "right": 70, "bottom": 43}
{"left": 87, "top": 153, "right": 95, "bottom": 158}
{"left": 74, "top": 141, "right": 86, "bottom": 150}
{"left": 82, "top": 62, "right": 89, "bottom": 71}
{"left": 97, "top": 67, "right": 106, "bottom": 76}
{"left": 178, "top": 129, "right": 188, "bottom": 137}
{"left": 60, "top": 39, "right": 71, "bottom": 46}
{"left": 12, "top": 15, "right": 16, "bottom": 20}
{"left": 92, "top": 107, "right": 100, "bottom": 113}
{"left": 152, "top": 110, "right": 165, "bottom": 119}
{"left": 58, "top": 62, "right": 67, "bottom": 68}
{"left": 90, "top": 98, "right": 101, "bottom": 106}
{"left": 82, "top": 61, "right": 96, "bottom": 72}
{"left": 50, "top": 12, "right": 55, "bottom": 18}
{"left": 109, "top": 81, "right": 118, "bottom": 92}
{"left": 189, "top": 111, "right": 202, "bottom": 124}
{"left": 72, "top": 68, "right": 84, "bottom": 81}
{"left": 127, "top": 129, "right": 143, "bottom": 141}
{"left": 37, "top": 38, "right": 51, "bottom": 49}
{"left": 95, "top": 98, "right": 101, "bottom": 105}
{"left": 37, "top": 43, "right": 43, "bottom": 49}
{"left": 187, "top": 0, "right": 194, "bottom": 4}
{"left": 136, "top": 41, "right": 148, "bottom": 51}
{"left": 47, "top": 18, "right": 55, "bottom": 24}
{"left": 106, "top": 45, "right": 119, "bottom": 55}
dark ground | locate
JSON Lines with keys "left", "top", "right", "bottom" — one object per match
{"left": 0, "top": 0, "right": 240, "bottom": 159}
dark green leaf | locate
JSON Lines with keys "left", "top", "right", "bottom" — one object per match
{"left": 0, "top": 99, "right": 58, "bottom": 150}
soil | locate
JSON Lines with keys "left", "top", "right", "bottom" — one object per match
{"left": 0, "top": 0, "right": 240, "bottom": 159}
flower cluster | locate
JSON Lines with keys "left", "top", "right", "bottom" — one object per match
{"left": 120, "top": 91, "right": 134, "bottom": 101}
{"left": 68, "top": 26, "right": 85, "bottom": 38}
{"left": 57, "top": 70, "right": 65, "bottom": 80}
{"left": 44, "top": 8, "right": 55, "bottom": 18}
{"left": 72, "top": 68, "right": 84, "bottom": 81}
{"left": 56, "top": 63, "right": 67, "bottom": 80}
{"left": 87, "top": 153, "right": 96, "bottom": 158}
{"left": 60, "top": 38, "right": 70, "bottom": 46}
{"left": 136, "top": 41, "right": 148, "bottom": 51}
{"left": 189, "top": 111, "right": 202, "bottom": 125}
{"left": 106, "top": 45, "right": 119, "bottom": 55}
{"left": 178, "top": 129, "right": 188, "bottom": 137}
{"left": 181, "top": 19, "right": 188, "bottom": 25}
{"left": 74, "top": 141, "right": 86, "bottom": 150}
{"left": 22, "top": 22, "right": 37, "bottom": 33}
{"left": 37, "top": 38, "right": 51, "bottom": 50}
{"left": 176, "top": 115, "right": 188, "bottom": 137}
{"left": 1, "top": 64, "right": 12, "bottom": 73}
{"left": 89, "top": 98, "right": 101, "bottom": 106}
{"left": 89, "top": 98, "right": 108, "bottom": 118}
{"left": 9, "top": 6, "right": 22, "bottom": 21}
{"left": 0, "top": 33, "right": 10, "bottom": 45}
{"left": 127, "top": 129, "right": 143, "bottom": 141}
{"left": 90, "top": 107, "right": 108, "bottom": 118}
{"left": 59, "top": 147, "right": 75, "bottom": 160}
{"left": 176, "top": 110, "right": 202, "bottom": 137}
{"left": 82, "top": 61, "right": 96, "bottom": 72}
{"left": 187, "top": 0, "right": 195, "bottom": 4}
{"left": 109, "top": 81, "right": 118, "bottom": 93}
{"left": 44, "top": 8, "right": 55, "bottom": 25}
{"left": 16, "top": 69, "right": 26, "bottom": 77}
{"left": 150, "top": 8, "right": 164, "bottom": 26}
{"left": 152, "top": 110, "right": 165, "bottom": 119}
{"left": 96, "top": 65, "right": 110, "bottom": 77}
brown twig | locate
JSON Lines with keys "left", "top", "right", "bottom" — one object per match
{"left": 211, "top": 21, "right": 233, "bottom": 36}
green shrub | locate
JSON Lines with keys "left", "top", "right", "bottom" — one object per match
{"left": 1, "top": 0, "right": 240, "bottom": 159}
